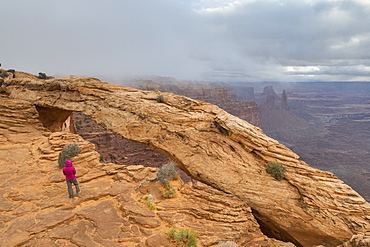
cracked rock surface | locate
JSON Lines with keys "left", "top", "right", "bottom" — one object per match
{"left": 1, "top": 71, "right": 370, "bottom": 246}
{"left": 0, "top": 94, "right": 291, "bottom": 246}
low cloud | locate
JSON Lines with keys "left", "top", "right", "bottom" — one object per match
{"left": 1, "top": 0, "right": 369, "bottom": 82}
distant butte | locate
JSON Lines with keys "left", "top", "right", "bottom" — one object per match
{"left": 1, "top": 70, "right": 370, "bottom": 246}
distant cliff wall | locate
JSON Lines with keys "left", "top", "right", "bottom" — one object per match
{"left": 2, "top": 72, "right": 370, "bottom": 246}
{"left": 135, "top": 80, "right": 261, "bottom": 127}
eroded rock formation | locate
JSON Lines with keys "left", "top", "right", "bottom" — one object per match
{"left": 74, "top": 112, "right": 171, "bottom": 168}
{"left": 280, "top": 90, "right": 289, "bottom": 111}
{"left": 133, "top": 79, "right": 261, "bottom": 127}
{"left": 339, "top": 233, "right": 370, "bottom": 247}
{"left": 0, "top": 94, "right": 289, "bottom": 246}
{"left": 1, "top": 72, "right": 370, "bottom": 246}
{"left": 261, "top": 85, "right": 279, "bottom": 99}
{"left": 260, "top": 87, "right": 309, "bottom": 133}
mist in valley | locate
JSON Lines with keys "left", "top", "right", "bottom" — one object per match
{"left": 2, "top": 0, "right": 370, "bottom": 200}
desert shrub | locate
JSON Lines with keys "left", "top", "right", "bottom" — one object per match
{"left": 144, "top": 201, "right": 156, "bottom": 210}
{"left": 217, "top": 240, "right": 238, "bottom": 247}
{"left": 136, "top": 162, "right": 179, "bottom": 191}
{"left": 157, "top": 162, "right": 178, "bottom": 186}
{"left": 168, "top": 227, "right": 177, "bottom": 238}
{"left": 0, "top": 70, "right": 9, "bottom": 78}
{"left": 143, "top": 194, "right": 154, "bottom": 201}
{"left": 58, "top": 143, "right": 81, "bottom": 168}
{"left": 163, "top": 183, "right": 176, "bottom": 198}
{"left": 156, "top": 94, "right": 165, "bottom": 103}
{"left": 156, "top": 162, "right": 178, "bottom": 199}
{"left": 38, "top": 72, "right": 47, "bottom": 79}
{"left": 266, "top": 161, "right": 286, "bottom": 181}
{"left": 168, "top": 227, "right": 197, "bottom": 247}
{"left": 143, "top": 194, "right": 156, "bottom": 210}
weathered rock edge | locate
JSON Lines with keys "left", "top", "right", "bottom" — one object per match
{"left": 2, "top": 73, "right": 370, "bottom": 246}
{"left": 0, "top": 95, "right": 289, "bottom": 247}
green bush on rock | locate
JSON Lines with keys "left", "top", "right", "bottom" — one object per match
{"left": 266, "top": 161, "right": 286, "bottom": 181}
{"left": 58, "top": 143, "right": 81, "bottom": 168}
{"left": 157, "top": 162, "right": 179, "bottom": 198}
{"left": 143, "top": 194, "right": 156, "bottom": 210}
{"left": 157, "top": 162, "right": 178, "bottom": 186}
{"left": 163, "top": 183, "right": 176, "bottom": 198}
{"left": 168, "top": 227, "right": 198, "bottom": 247}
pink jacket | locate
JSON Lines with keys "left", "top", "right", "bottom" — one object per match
{"left": 63, "top": 160, "right": 76, "bottom": 180}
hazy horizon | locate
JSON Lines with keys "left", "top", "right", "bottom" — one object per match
{"left": 1, "top": 0, "right": 370, "bottom": 83}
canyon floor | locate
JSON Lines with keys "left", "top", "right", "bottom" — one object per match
{"left": 76, "top": 79, "right": 370, "bottom": 202}
{"left": 2, "top": 71, "right": 370, "bottom": 246}
{"left": 256, "top": 82, "right": 370, "bottom": 202}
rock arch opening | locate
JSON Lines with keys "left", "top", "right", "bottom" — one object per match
{"left": 34, "top": 107, "right": 302, "bottom": 246}
{"left": 73, "top": 112, "right": 192, "bottom": 181}
{"left": 36, "top": 106, "right": 190, "bottom": 180}
{"left": 251, "top": 208, "right": 303, "bottom": 247}
{"left": 73, "top": 112, "right": 170, "bottom": 167}
{"left": 36, "top": 106, "right": 75, "bottom": 132}
{"left": 6, "top": 75, "right": 366, "bottom": 247}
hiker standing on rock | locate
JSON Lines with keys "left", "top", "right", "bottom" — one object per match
{"left": 63, "top": 160, "right": 82, "bottom": 198}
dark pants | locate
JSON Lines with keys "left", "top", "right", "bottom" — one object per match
{"left": 66, "top": 179, "right": 80, "bottom": 198}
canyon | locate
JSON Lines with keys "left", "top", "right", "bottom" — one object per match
{"left": 251, "top": 81, "right": 370, "bottom": 203}
{"left": 114, "top": 77, "right": 370, "bottom": 202}
{"left": 1, "top": 70, "right": 370, "bottom": 246}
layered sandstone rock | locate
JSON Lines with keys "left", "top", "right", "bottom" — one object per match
{"left": 0, "top": 94, "right": 288, "bottom": 246}
{"left": 1, "top": 72, "right": 370, "bottom": 246}
{"left": 339, "top": 233, "right": 370, "bottom": 247}
{"left": 133, "top": 79, "right": 261, "bottom": 127}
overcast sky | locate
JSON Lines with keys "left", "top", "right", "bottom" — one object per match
{"left": 1, "top": 0, "right": 370, "bottom": 82}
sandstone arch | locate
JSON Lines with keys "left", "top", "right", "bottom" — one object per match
{"left": 2, "top": 73, "right": 370, "bottom": 246}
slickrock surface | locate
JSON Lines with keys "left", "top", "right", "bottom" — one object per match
{"left": 0, "top": 95, "right": 289, "bottom": 246}
{"left": 1, "top": 72, "right": 370, "bottom": 246}
{"left": 339, "top": 233, "right": 370, "bottom": 247}
{"left": 135, "top": 79, "right": 261, "bottom": 127}
{"left": 338, "top": 233, "right": 370, "bottom": 247}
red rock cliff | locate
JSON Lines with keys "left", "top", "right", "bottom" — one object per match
{"left": 1, "top": 71, "right": 370, "bottom": 246}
